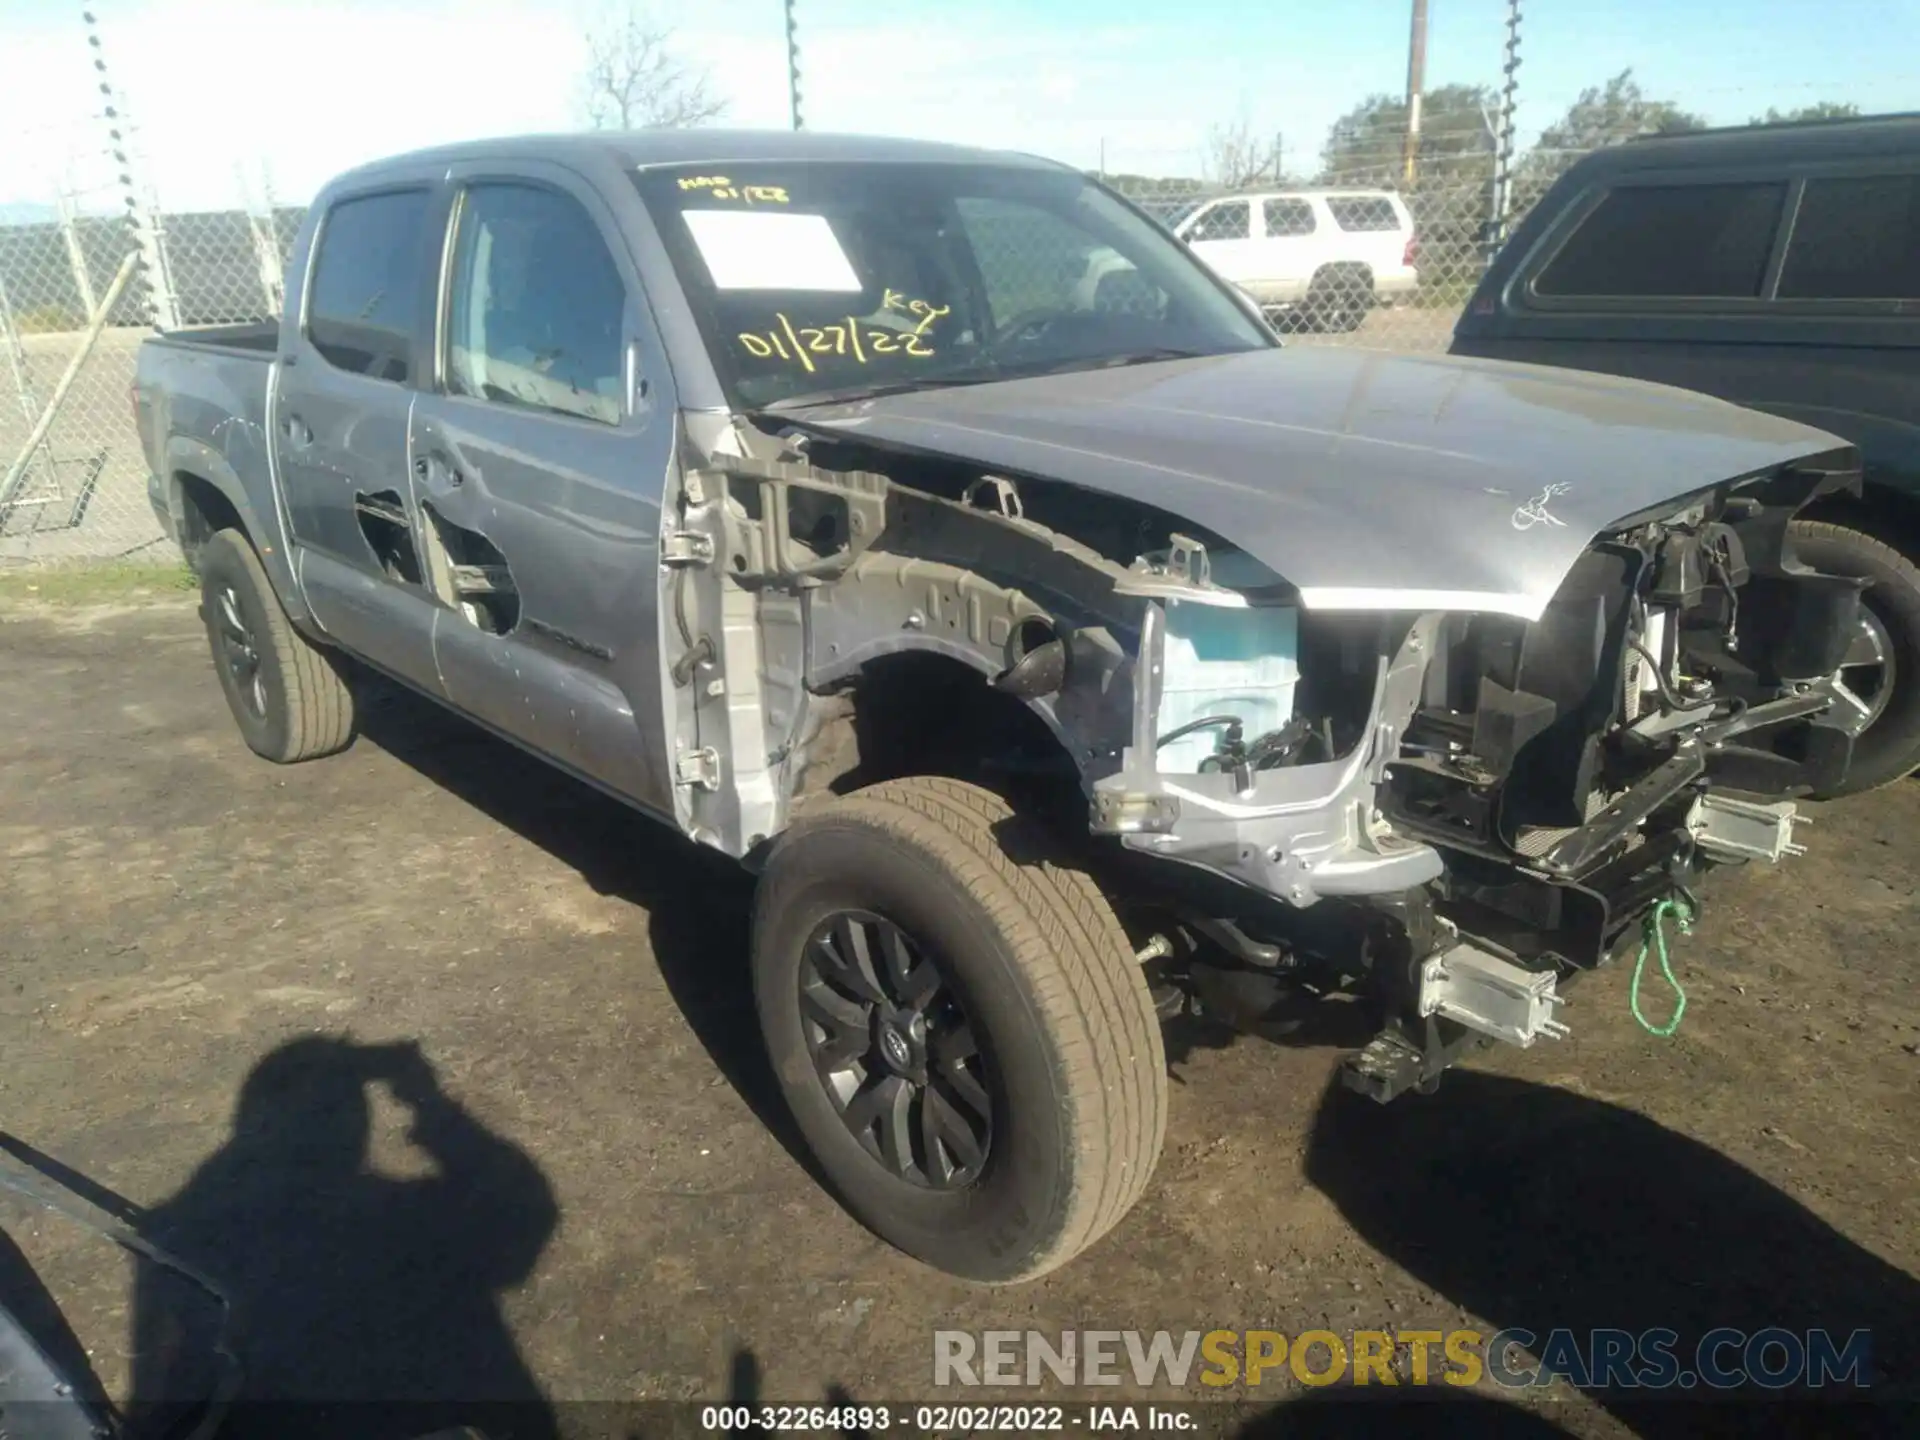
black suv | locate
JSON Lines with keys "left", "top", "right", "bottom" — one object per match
{"left": 1453, "top": 114, "right": 1920, "bottom": 794}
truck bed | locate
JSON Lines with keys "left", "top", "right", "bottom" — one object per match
{"left": 134, "top": 323, "right": 280, "bottom": 556}
{"left": 152, "top": 320, "right": 280, "bottom": 359}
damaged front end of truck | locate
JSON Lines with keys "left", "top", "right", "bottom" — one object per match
{"left": 661, "top": 348, "right": 1868, "bottom": 1100}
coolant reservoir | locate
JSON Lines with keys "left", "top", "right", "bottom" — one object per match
{"left": 1156, "top": 549, "right": 1300, "bottom": 774}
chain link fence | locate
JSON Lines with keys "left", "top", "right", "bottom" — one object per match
{"left": 0, "top": 112, "right": 1599, "bottom": 567}
{"left": 0, "top": 195, "right": 303, "bottom": 564}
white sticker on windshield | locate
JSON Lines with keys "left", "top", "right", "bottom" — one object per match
{"left": 682, "top": 210, "right": 862, "bottom": 292}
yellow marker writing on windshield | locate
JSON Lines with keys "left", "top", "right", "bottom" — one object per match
{"left": 677, "top": 175, "right": 789, "bottom": 204}
{"left": 737, "top": 312, "right": 938, "bottom": 368}
{"left": 883, "top": 291, "right": 950, "bottom": 334}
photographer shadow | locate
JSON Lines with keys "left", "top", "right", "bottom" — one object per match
{"left": 128, "top": 1035, "right": 560, "bottom": 1440}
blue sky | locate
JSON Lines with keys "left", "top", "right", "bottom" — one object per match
{"left": 3, "top": 0, "right": 1917, "bottom": 211}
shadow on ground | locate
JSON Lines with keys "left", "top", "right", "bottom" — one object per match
{"left": 126, "top": 1035, "right": 561, "bottom": 1440}
{"left": 1286, "top": 1068, "right": 1919, "bottom": 1439}
{"left": 353, "top": 681, "right": 803, "bottom": 1167}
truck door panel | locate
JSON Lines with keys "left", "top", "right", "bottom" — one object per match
{"left": 411, "top": 171, "right": 674, "bottom": 815}
{"left": 275, "top": 184, "right": 445, "bottom": 693}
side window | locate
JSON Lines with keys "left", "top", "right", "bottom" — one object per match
{"left": 445, "top": 183, "right": 628, "bottom": 425}
{"left": 1778, "top": 174, "right": 1920, "bottom": 300}
{"left": 1325, "top": 196, "right": 1400, "bottom": 232}
{"left": 306, "top": 189, "right": 431, "bottom": 382}
{"left": 1188, "top": 201, "right": 1250, "bottom": 242}
{"left": 1263, "top": 199, "right": 1316, "bottom": 237}
{"left": 1534, "top": 182, "right": 1787, "bottom": 300}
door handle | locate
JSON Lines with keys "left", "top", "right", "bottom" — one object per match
{"left": 415, "top": 451, "right": 464, "bottom": 489}
{"left": 282, "top": 414, "right": 313, "bottom": 449}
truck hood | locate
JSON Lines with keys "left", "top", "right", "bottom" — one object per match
{"left": 791, "top": 347, "right": 1851, "bottom": 620}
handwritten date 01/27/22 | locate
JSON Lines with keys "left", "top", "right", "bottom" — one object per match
{"left": 737, "top": 313, "right": 944, "bottom": 371}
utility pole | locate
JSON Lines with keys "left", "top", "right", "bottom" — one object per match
{"left": 784, "top": 0, "right": 803, "bottom": 131}
{"left": 1402, "top": 0, "right": 1429, "bottom": 188}
{"left": 1271, "top": 131, "right": 1284, "bottom": 183}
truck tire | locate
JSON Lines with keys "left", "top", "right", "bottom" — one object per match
{"left": 751, "top": 775, "right": 1166, "bottom": 1282}
{"left": 197, "top": 528, "right": 356, "bottom": 763}
{"left": 1304, "top": 265, "right": 1372, "bottom": 333}
{"left": 1790, "top": 519, "right": 1920, "bottom": 796}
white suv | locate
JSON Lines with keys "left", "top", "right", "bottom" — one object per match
{"left": 1169, "top": 189, "right": 1420, "bottom": 331}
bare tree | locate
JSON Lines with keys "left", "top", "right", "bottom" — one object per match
{"left": 579, "top": 7, "right": 726, "bottom": 130}
{"left": 1203, "top": 116, "right": 1272, "bottom": 190}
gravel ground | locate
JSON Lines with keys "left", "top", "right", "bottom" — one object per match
{"left": 1, "top": 594, "right": 1915, "bottom": 1439}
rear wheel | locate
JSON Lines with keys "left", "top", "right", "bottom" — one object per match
{"left": 197, "top": 528, "right": 356, "bottom": 763}
{"left": 1790, "top": 519, "right": 1920, "bottom": 796}
{"left": 1303, "top": 265, "right": 1372, "bottom": 333}
{"left": 751, "top": 776, "right": 1166, "bottom": 1282}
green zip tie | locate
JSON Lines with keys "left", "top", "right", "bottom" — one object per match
{"left": 1631, "top": 894, "right": 1695, "bottom": 1037}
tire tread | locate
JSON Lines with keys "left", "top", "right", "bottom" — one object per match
{"left": 778, "top": 776, "right": 1166, "bottom": 1280}
{"left": 203, "top": 529, "right": 355, "bottom": 763}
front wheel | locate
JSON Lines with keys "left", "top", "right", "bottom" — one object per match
{"left": 751, "top": 776, "right": 1166, "bottom": 1282}
{"left": 1790, "top": 519, "right": 1920, "bottom": 796}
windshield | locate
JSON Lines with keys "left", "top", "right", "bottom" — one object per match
{"left": 634, "top": 161, "right": 1272, "bottom": 409}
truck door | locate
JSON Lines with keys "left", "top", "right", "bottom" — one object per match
{"left": 407, "top": 163, "right": 676, "bottom": 816}
{"left": 273, "top": 180, "right": 446, "bottom": 693}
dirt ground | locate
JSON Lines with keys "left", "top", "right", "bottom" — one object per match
{"left": 2, "top": 594, "right": 1916, "bottom": 1439}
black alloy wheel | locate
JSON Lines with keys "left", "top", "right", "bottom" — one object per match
{"left": 800, "top": 910, "right": 993, "bottom": 1188}
{"left": 212, "top": 581, "right": 268, "bottom": 721}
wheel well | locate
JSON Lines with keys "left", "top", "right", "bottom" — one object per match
{"left": 1800, "top": 474, "right": 1920, "bottom": 561}
{"left": 797, "top": 653, "right": 1086, "bottom": 825}
{"left": 174, "top": 471, "right": 246, "bottom": 570}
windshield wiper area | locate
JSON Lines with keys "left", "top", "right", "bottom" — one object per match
{"left": 761, "top": 372, "right": 1011, "bottom": 411}
{"left": 1041, "top": 347, "right": 1210, "bottom": 374}
{"left": 762, "top": 349, "right": 1218, "bottom": 410}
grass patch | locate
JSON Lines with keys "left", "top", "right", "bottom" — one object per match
{"left": 0, "top": 559, "right": 196, "bottom": 606}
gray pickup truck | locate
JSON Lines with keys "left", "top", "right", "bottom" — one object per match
{"left": 136, "top": 130, "right": 1871, "bottom": 1282}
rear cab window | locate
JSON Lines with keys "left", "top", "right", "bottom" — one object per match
{"left": 304, "top": 188, "right": 432, "bottom": 381}
{"left": 1532, "top": 182, "right": 1788, "bottom": 299}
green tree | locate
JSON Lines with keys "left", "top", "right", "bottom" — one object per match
{"left": 1750, "top": 101, "right": 1862, "bottom": 124}
{"left": 1514, "top": 70, "right": 1707, "bottom": 217}
{"left": 1320, "top": 83, "right": 1498, "bottom": 183}
{"left": 1319, "top": 85, "right": 1499, "bottom": 281}
{"left": 1532, "top": 69, "right": 1707, "bottom": 155}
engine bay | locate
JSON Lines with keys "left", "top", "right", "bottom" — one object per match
{"left": 670, "top": 412, "right": 1866, "bottom": 1099}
